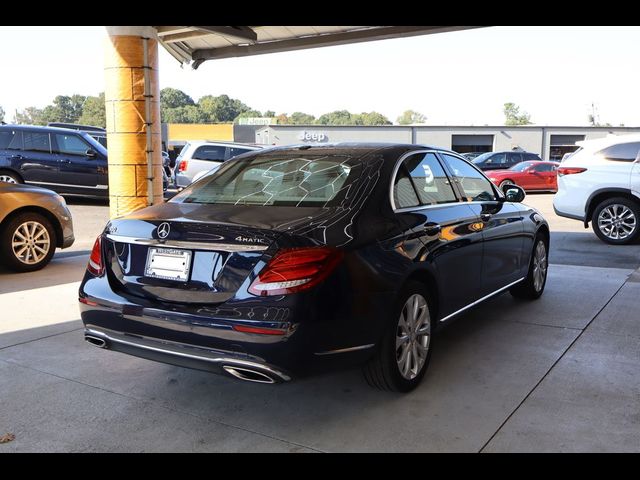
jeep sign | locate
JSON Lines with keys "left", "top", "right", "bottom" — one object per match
{"left": 298, "top": 131, "right": 328, "bottom": 142}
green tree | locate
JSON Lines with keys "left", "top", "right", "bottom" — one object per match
{"left": 263, "top": 110, "right": 276, "bottom": 118}
{"left": 503, "top": 102, "right": 532, "bottom": 125}
{"left": 354, "top": 111, "right": 392, "bottom": 126}
{"left": 0, "top": 105, "right": 5, "bottom": 123}
{"left": 275, "top": 113, "right": 289, "bottom": 124}
{"left": 316, "top": 110, "right": 354, "bottom": 125}
{"left": 160, "top": 88, "right": 194, "bottom": 109}
{"left": 162, "top": 105, "right": 207, "bottom": 123}
{"left": 198, "top": 94, "right": 250, "bottom": 123}
{"left": 78, "top": 93, "right": 106, "bottom": 128}
{"left": 288, "top": 112, "right": 316, "bottom": 125}
{"left": 233, "top": 109, "right": 263, "bottom": 123}
{"left": 41, "top": 94, "right": 87, "bottom": 124}
{"left": 15, "top": 106, "right": 46, "bottom": 125}
{"left": 397, "top": 109, "right": 427, "bottom": 125}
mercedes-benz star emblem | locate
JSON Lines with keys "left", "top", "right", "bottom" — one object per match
{"left": 157, "top": 222, "right": 170, "bottom": 239}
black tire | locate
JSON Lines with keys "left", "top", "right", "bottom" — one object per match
{"left": 0, "top": 212, "right": 57, "bottom": 272}
{"left": 363, "top": 282, "right": 434, "bottom": 392}
{"left": 510, "top": 233, "right": 548, "bottom": 300}
{"left": 591, "top": 197, "right": 640, "bottom": 245}
{"left": 0, "top": 170, "right": 22, "bottom": 184}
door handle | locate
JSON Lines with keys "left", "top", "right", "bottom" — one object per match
{"left": 10, "top": 154, "right": 24, "bottom": 160}
{"left": 58, "top": 159, "right": 72, "bottom": 164}
{"left": 423, "top": 222, "right": 441, "bottom": 236}
{"left": 480, "top": 213, "right": 492, "bottom": 222}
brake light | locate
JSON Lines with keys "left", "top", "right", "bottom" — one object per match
{"left": 178, "top": 160, "right": 188, "bottom": 172}
{"left": 87, "top": 236, "right": 104, "bottom": 276}
{"left": 232, "top": 325, "right": 287, "bottom": 335}
{"left": 248, "top": 247, "right": 344, "bottom": 296}
{"left": 557, "top": 167, "right": 587, "bottom": 176}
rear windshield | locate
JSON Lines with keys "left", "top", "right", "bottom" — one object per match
{"left": 171, "top": 154, "right": 356, "bottom": 207}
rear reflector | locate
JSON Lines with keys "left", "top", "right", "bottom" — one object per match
{"left": 87, "top": 236, "right": 104, "bottom": 276}
{"left": 557, "top": 167, "right": 587, "bottom": 176}
{"left": 248, "top": 246, "right": 343, "bottom": 296}
{"left": 79, "top": 297, "right": 98, "bottom": 306}
{"left": 232, "top": 325, "right": 287, "bottom": 335}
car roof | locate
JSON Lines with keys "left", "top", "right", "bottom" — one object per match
{"left": 0, "top": 123, "right": 89, "bottom": 135}
{"left": 576, "top": 133, "right": 640, "bottom": 150}
{"left": 186, "top": 140, "right": 264, "bottom": 149}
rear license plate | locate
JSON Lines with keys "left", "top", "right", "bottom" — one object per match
{"left": 145, "top": 247, "right": 192, "bottom": 281}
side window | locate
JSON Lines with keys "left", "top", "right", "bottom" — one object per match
{"left": 533, "top": 163, "right": 553, "bottom": 172}
{"left": 489, "top": 152, "right": 507, "bottom": 165}
{"left": 0, "top": 129, "right": 23, "bottom": 150}
{"left": 192, "top": 145, "right": 226, "bottom": 161}
{"left": 525, "top": 152, "right": 541, "bottom": 161}
{"left": 508, "top": 152, "right": 523, "bottom": 164}
{"left": 393, "top": 166, "right": 420, "bottom": 209}
{"left": 403, "top": 153, "right": 457, "bottom": 205}
{"left": 22, "top": 132, "right": 51, "bottom": 153}
{"left": 599, "top": 142, "right": 640, "bottom": 162}
{"left": 227, "top": 147, "right": 252, "bottom": 159}
{"left": 441, "top": 154, "right": 497, "bottom": 202}
{"left": 54, "top": 133, "right": 90, "bottom": 155}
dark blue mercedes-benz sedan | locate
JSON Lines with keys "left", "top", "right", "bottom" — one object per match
{"left": 79, "top": 143, "right": 549, "bottom": 392}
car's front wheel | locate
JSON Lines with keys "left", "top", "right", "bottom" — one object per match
{"left": 591, "top": 197, "right": 640, "bottom": 245}
{"left": 0, "top": 171, "right": 21, "bottom": 184}
{"left": 0, "top": 212, "right": 57, "bottom": 272}
{"left": 363, "top": 282, "right": 434, "bottom": 392}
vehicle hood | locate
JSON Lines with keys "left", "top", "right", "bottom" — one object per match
{"left": 0, "top": 182, "right": 57, "bottom": 196}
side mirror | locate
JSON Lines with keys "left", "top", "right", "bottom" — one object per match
{"left": 86, "top": 149, "right": 97, "bottom": 159}
{"left": 503, "top": 184, "right": 526, "bottom": 202}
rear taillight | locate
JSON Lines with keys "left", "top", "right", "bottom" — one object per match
{"left": 248, "top": 247, "right": 344, "bottom": 296}
{"left": 87, "top": 236, "right": 104, "bottom": 276}
{"left": 557, "top": 167, "right": 587, "bottom": 176}
{"left": 178, "top": 160, "right": 188, "bottom": 172}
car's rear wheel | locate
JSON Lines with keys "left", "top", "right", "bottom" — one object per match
{"left": 363, "top": 282, "right": 433, "bottom": 392}
{"left": 0, "top": 171, "right": 21, "bottom": 184}
{"left": 591, "top": 197, "right": 640, "bottom": 245}
{"left": 0, "top": 212, "right": 57, "bottom": 272}
{"left": 499, "top": 179, "right": 516, "bottom": 190}
{"left": 510, "top": 234, "right": 548, "bottom": 300}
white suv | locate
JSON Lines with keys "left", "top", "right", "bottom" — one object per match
{"left": 553, "top": 134, "right": 640, "bottom": 244}
{"left": 174, "top": 141, "right": 262, "bottom": 188}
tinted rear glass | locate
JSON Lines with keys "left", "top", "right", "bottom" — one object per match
{"left": 172, "top": 154, "right": 355, "bottom": 207}
{"left": 599, "top": 142, "right": 640, "bottom": 162}
{"left": 0, "top": 129, "right": 23, "bottom": 150}
{"left": 193, "top": 145, "right": 226, "bottom": 161}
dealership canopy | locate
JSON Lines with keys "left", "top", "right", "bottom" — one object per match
{"left": 156, "top": 26, "right": 482, "bottom": 68}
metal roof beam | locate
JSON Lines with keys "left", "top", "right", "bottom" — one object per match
{"left": 191, "top": 26, "right": 482, "bottom": 67}
{"left": 191, "top": 26, "right": 258, "bottom": 43}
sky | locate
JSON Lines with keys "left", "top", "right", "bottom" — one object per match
{"left": 0, "top": 26, "right": 639, "bottom": 126}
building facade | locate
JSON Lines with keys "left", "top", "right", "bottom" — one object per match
{"left": 254, "top": 125, "right": 640, "bottom": 161}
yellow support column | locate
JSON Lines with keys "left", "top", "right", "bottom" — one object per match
{"left": 104, "top": 26, "right": 163, "bottom": 218}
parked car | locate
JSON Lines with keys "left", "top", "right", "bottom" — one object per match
{"left": 80, "top": 143, "right": 549, "bottom": 392}
{"left": 461, "top": 152, "right": 484, "bottom": 161}
{"left": 0, "top": 124, "right": 109, "bottom": 197}
{"left": 553, "top": 134, "right": 640, "bottom": 245}
{"left": 472, "top": 151, "right": 542, "bottom": 171}
{"left": 0, "top": 182, "right": 74, "bottom": 272}
{"left": 174, "top": 141, "right": 263, "bottom": 188}
{"left": 485, "top": 161, "right": 560, "bottom": 192}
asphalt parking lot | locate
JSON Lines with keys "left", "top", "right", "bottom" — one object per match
{"left": 1, "top": 193, "right": 639, "bottom": 452}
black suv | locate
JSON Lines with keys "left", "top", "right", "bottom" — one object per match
{"left": 0, "top": 124, "right": 109, "bottom": 197}
{"left": 472, "top": 151, "right": 542, "bottom": 171}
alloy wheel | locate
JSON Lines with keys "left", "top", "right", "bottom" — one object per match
{"left": 396, "top": 293, "right": 431, "bottom": 380}
{"left": 11, "top": 221, "right": 51, "bottom": 265}
{"left": 597, "top": 204, "right": 637, "bottom": 240}
{"left": 0, "top": 174, "right": 17, "bottom": 184}
{"left": 532, "top": 240, "right": 547, "bottom": 293}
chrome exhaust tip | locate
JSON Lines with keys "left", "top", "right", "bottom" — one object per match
{"left": 85, "top": 335, "right": 107, "bottom": 349}
{"left": 223, "top": 366, "right": 276, "bottom": 384}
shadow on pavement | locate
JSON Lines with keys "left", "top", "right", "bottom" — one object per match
{"left": 550, "top": 230, "right": 640, "bottom": 269}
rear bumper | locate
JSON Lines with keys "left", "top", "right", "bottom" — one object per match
{"left": 84, "top": 326, "right": 291, "bottom": 383}
{"left": 553, "top": 204, "right": 585, "bottom": 223}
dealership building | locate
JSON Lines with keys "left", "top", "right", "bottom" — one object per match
{"left": 253, "top": 125, "right": 640, "bottom": 161}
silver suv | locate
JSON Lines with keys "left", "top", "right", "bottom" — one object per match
{"left": 174, "top": 141, "right": 263, "bottom": 188}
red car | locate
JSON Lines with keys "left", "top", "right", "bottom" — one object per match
{"left": 485, "top": 161, "right": 560, "bottom": 192}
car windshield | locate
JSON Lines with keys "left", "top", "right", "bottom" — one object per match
{"left": 510, "top": 161, "right": 536, "bottom": 172}
{"left": 472, "top": 152, "right": 493, "bottom": 164}
{"left": 171, "top": 154, "right": 356, "bottom": 207}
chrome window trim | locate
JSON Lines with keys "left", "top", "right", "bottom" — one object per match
{"left": 389, "top": 149, "right": 462, "bottom": 212}
{"left": 105, "top": 233, "right": 269, "bottom": 252}
{"left": 438, "top": 276, "right": 526, "bottom": 323}
{"left": 314, "top": 344, "right": 375, "bottom": 356}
